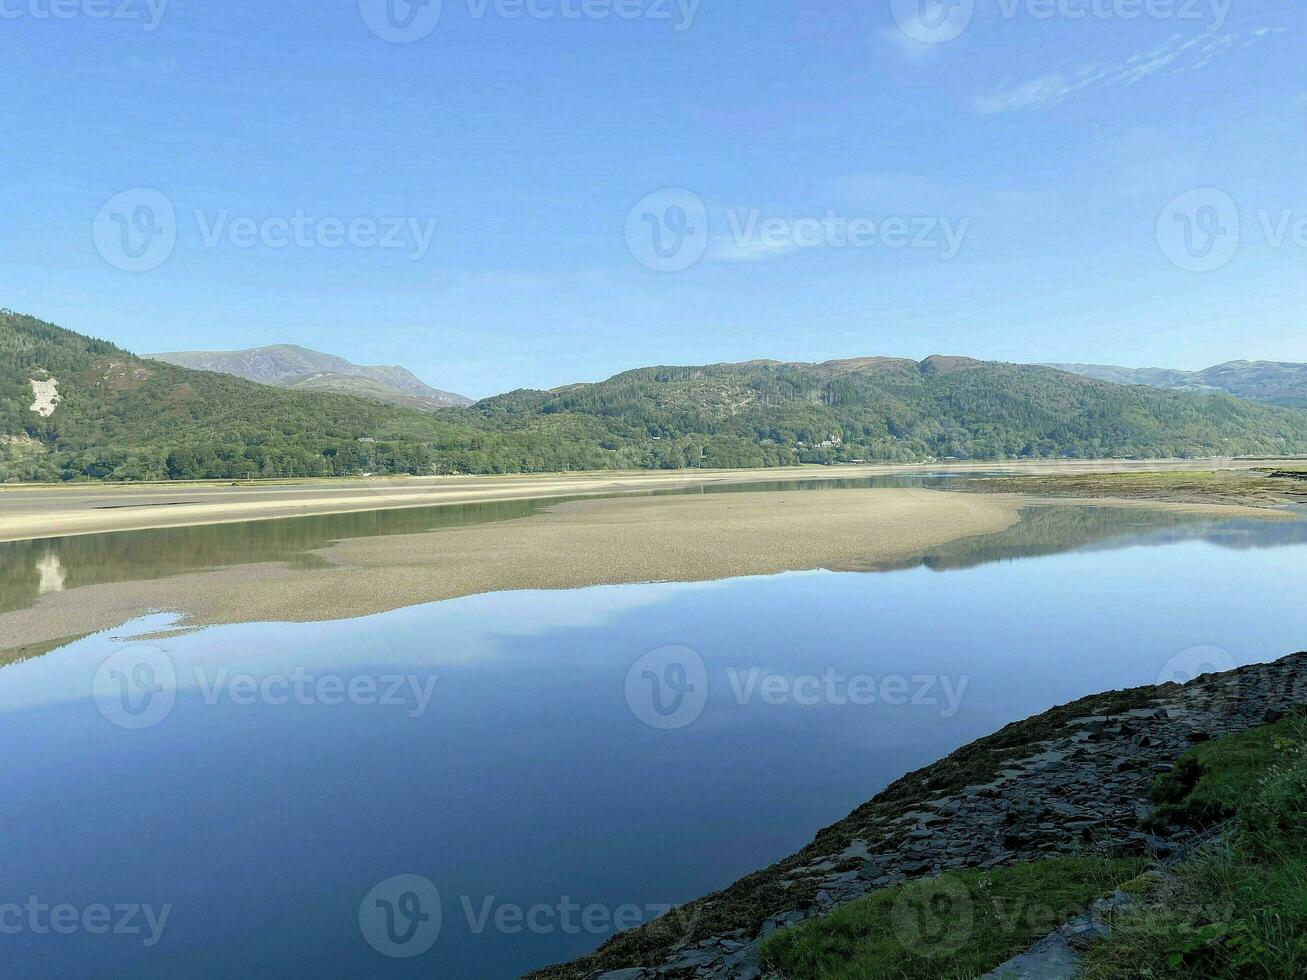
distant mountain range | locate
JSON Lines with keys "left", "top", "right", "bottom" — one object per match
{"left": 4, "top": 308, "right": 1307, "bottom": 483}
{"left": 146, "top": 345, "right": 472, "bottom": 410}
{"left": 1048, "top": 361, "right": 1307, "bottom": 409}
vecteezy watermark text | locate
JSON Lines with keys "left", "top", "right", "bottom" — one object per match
{"left": 891, "top": 875, "right": 1111, "bottom": 959}
{"left": 358, "top": 0, "right": 699, "bottom": 43}
{"left": 994, "top": 0, "right": 1231, "bottom": 28}
{"left": 93, "top": 189, "right": 439, "bottom": 272}
{"left": 93, "top": 646, "right": 439, "bottom": 729}
{"left": 464, "top": 0, "right": 698, "bottom": 28}
{"left": 461, "top": 895, "right": 669, "bottom": 936}
{"left": 0, "top": 0, "right": 169, "bottom": 30}
{"left": 891, "top": 0, "right": 1231, "bottom": 45}
{"left": 192, "top": 667, "right": 439, "bottom": 716}
{"left": 722, "top": 210, "right": 970, "bottom": 260}
{"left": 623, "top": 646, "right": 971, "bottom": 729}
{"left": 625, "top": 189, "right": 969, "bottom": 272}
{"left": 194, "top": 210, "right": 438, "bottom": 259}
{"left": 725, "top": 667, "right": 970, "bottom": 715}
{"left": 0, "top": 898, "right": 171, "bottom": 947}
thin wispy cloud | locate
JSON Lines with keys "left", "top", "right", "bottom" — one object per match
{"left": 973, "top": 29, "right": 1284, "bottom": 114}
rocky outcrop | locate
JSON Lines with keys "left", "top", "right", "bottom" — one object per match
{"left": 28, "top": 377, "right": 60, "bottom": 417}
{"left": 530, "top": 653, "right": 1307, "bottom": 980}
{"left": 977, "top": 891, "right": 1127, "bottom": 980}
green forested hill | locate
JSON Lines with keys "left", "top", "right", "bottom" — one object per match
{"left": 0, "top": 310, "right": 450, "bottom": 481}
{"left": 3, "top": 310, "right": 1306, "bottom": 482}
{"left": 480, "top": 355, "right": 1307, "bottom": 466}
{"left": 0, "top": 310, "right": 637, "bottom": 481}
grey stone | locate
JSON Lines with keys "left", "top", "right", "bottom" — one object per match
{"left": 979, "top": 931, "right": 1080, "bottom": 979}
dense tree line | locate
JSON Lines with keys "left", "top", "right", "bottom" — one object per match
{"left": 3, "top": 311, "right": 1306, "bottom": 483}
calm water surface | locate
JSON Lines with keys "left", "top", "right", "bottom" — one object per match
{"left": 1, "top": 494, "right": 1305, "bottom": 979}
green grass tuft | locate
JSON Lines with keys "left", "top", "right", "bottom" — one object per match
{"left": 760, "top": 857, "right": 1143, "bottom": 980}
{"left": 1083, "top": 716, "right": 1307, "bottom": 978}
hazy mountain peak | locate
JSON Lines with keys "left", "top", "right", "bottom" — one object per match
{"left": 146, "top": 345, "right": 472, "bottom": 410}
{"left": 1049, "top": 360, "right": 1307, "bottom": 409}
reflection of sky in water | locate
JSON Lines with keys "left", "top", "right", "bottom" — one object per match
{"left": 1, "top": 528, "right": 1306, "bottom": 979}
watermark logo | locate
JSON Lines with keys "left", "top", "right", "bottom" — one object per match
{"left": 93, "top": 646, "right": 177, "bottom": 730}
{"left": 624, "top": 645, "right": 709, "bottom": 730}
{"left": 891, "top": 0, "right": 975, "bottom": 44}
{"left": 890, "top": 875, "right": 974, "bottom": 958}
{"left": 359, "top": 0, "right": 443, "bottom": 42}
{"left": 359, "top": 875, "right": 686, "bottom": 955}
{"left": 0, "top": 898, "right": 172, "bottom": 947}
{"left": 1157, "top": 187, "right": 1307, "bottom": 272}
{"left": 1157, "top": 644, "right": 1237, "bottom": 687}
{"left": 1156, "top": 644, "right": 1240, "bottom": 720}
{"left": 93, "top": 189, "right": 177, "bottom": 273}
{"left": 725, "top": 668, "right": 969, "bottom": 717}
{"left": 625, "top": 188, "right": 710, "bottom": 272}
{"left": 0, "top": 0, "right": 170, "bottom": 30}
{"left": 1156, "top": 187, "right": 1240, "bottom": 273}
{"left": 359, "top": 874, "right": 443, "bottom": 958}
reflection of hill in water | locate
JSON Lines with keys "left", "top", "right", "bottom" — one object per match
{"left": 912, "top": 505, "right": 1307, "bottom": 572}
{"left": 0, "top": 499, "right": 547, "bottom": 615}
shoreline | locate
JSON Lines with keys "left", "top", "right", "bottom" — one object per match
{"left": 527, "top": 652, "right": 1307, "bottom": 979}
{"left": 0, "top": 457, "right": 1300, "bottom": 543}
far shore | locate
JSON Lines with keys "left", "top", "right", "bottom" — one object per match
{"left": 1, "top": 457, "right": 1301, "bottom": 543}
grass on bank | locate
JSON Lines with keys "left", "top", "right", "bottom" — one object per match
{"left": 1083, "top": 715, "right": 1307, "bottom": 979}
{"left": 762, "top": 716, "right": 1307, "bottom": 980}
{"left": 759, "top": 857, "right": 1144, "bottom": 980}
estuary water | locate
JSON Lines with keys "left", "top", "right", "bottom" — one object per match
{"left": 0, "top": 495, "right": 1305, "bottom": 978}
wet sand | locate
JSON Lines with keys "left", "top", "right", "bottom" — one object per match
{"left": 1, "top": 487, "right": 1291, "bottom": 660}
{"left": 1, "top": 457, "right": 1298, "bottom": 543}
{"left": 4, "top": 489, "right": 1020, "bottom": 654}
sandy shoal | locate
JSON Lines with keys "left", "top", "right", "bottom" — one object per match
{"left": 1, "top": 457, "right": 1298, "bottom": 543}
{"left": 4, "top": 489, "right": 1023, "bottom": 655}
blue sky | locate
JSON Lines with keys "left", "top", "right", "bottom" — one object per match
{"left": 3, "top": 0, "right": 1305, "bottom": 398}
